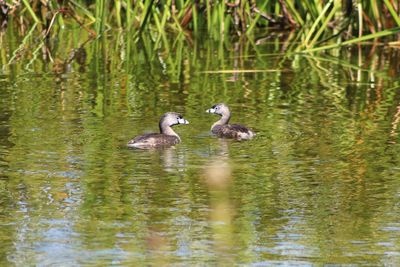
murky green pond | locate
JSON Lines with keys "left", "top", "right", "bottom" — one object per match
{"left": 1, "top": 28, "right": 400, "bottom": 265}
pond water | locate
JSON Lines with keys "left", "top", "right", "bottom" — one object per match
{"left": 0, "top": 28, "right": 400, "bottom": 265}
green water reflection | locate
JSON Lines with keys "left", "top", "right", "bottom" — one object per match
{"left": 0, "top": 28, "right": 400, "bottom": 265}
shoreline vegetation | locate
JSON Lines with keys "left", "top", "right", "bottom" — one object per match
{"left": 1, "top": 0, "right": 400, "bottom": 51}
{"left": 2, "top": 1, "right": 400, "bottom": 78}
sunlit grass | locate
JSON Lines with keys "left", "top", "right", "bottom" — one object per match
{"left": 3, "top": 0, "right": 400, "bottom": 56}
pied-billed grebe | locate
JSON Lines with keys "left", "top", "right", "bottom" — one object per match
{"left": 206, "top": 103, "right": 255, "bottom": 140}
{"left": 127, "top": 112, "right": 189, "bottom": 148}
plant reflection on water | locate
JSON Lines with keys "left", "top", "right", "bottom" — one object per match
{"left": 1, "top": 28, "right": 400, "bottom": 265}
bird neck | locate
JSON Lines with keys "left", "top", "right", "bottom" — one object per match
{"left": 212, "top": 114, "right": 230, "bottom": 129}
{"left": 159, "top": 123, "right": 180, "bottom": 140}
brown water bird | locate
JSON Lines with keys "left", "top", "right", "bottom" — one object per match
{"left": 206, "top": 103, "right": 255, "bottom": 140}
{"left": 127, "top": 112, "right": 189, "bottom": 148}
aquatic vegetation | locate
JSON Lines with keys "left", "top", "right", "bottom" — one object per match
{"left": 1, "top": 0, "right": 400, "bottom": 52}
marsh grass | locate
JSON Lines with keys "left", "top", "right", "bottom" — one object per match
{"left": 2, "top": 0, "right": 400, "bottom": 58}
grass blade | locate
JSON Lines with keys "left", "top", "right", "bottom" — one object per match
{"left": 383, "top": 0, "right": 400, "bottom": 27}
{"left": 303, "top": 0, "right": 334, "bottom": 47}
{"left": 301, "top": 27, "right": 400, "bottom": 53}
{"left": 21, "top": 0, "right": 40, "bottom": 24}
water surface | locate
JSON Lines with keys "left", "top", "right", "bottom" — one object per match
{"left": 0, "top": 29, "right": 400, "bottom": 265}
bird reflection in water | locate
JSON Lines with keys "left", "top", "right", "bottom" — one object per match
{"left": 160, "top": 147, "right": 187, "bottom": 173}
{"left": 203, "top": 139, "right": 235, "bottom": 263}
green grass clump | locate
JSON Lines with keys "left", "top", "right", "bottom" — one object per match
{"left": 2, "top": 0, "right": 400, "bottom": 52}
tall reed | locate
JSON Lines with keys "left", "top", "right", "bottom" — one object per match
{"left": 4, "top": 0, "right": 400, "bottom": 52}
